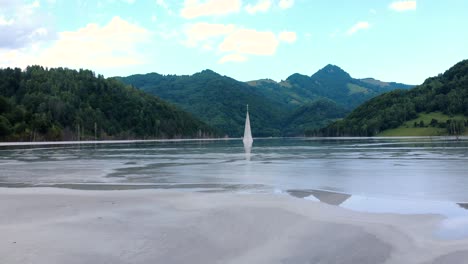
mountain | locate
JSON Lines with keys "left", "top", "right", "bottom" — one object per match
{"left": 118, "top": 65, "right": 413, "bottom": 137}
{"left": 309, "top": 64, "right": 413, "bottom": 108}
{"left": 118, "top": 70, "right": 284, "bottom": 137}
{"left": 281, "top": 99, "right": 348, "bottom": 136}
{"left": 0, "top": 66, "right": 216, "bottom": 141}
{"left": 315, "top": 60, "right": 468, "bottom": 137}
{"left": 250, "top": 65, "right": 413, "bottom": 110}
{"left": 249, "top": 64, "right": 413, "bottom": 110}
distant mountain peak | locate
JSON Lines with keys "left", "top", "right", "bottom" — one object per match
{"left": 323, "top": 64, "right": 341, "bottom": 70}
{"left": 286, "top": 73, "right": 310, "bottom": 81}
{"left": 312, "top": 64, "right": 351, "bottom": 80}
{"left": 196, "top": 69, "right": 221, "bottom": 77}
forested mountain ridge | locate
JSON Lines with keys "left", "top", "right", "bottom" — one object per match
{"left": 118, "top": 70, "right": 285, "bottom": 137}
{"left": 119, "top": 65, "right": 412, "bottom": 137}
{"left": 0, "top": 66, "right": 217, "bottom": 141}
{"left": 249, "top": 64, "right": 413, "bottom": 110}
{"left": 315, "top": 60, "right": 468, "bottom": 136}
{"left": 281, "top": 99, "right": 348, "bottom": 136}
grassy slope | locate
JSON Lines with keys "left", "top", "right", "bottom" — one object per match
{"left": 346, "top": 83, "right": 369, "bottom": 95}
{"left": 378, "top": 112, "right": 468, "bottom": 136}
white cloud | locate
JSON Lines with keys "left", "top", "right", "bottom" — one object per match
{"left": 389, "top": 1, "right": 417, "bottom": 12}
{"left": 151, "top": 15, "right": 157, "bottom": 22}
{"left": 202, "top": 43, "right": 214, "bottom": 51}
{"left": 346, "top": 21, "right": 370, "bottom": 36}
{"left": 219, "top": 29, "right": 279, "bottom": 56}
{"left": 0, "top": 1, "right": 54, "bottom": 49}
{"left": 0, "top": 16, "right": 15, "bottom": 26}
{"left": 155, "top": 0, "right": 174, "bottom": 15}
{"left": 0, "top": 0, "right": 19, "bottom": 9}
{"left": 279, "top": 0, "right": 294, "bottom": 9}
{"left": 31, "top": 27, "right": 48, "bottom": 37}
{"left": 156, "top": 0, "right": 168, "bottom": 8}
{"left": 156, "top": 23, "right": 180, "bottom": 40}
{"left": 184, "top": 22, "right": 235, "bottom": 47}
{"left": 0, "top": 49, "right": 22, "bottom": 67}
{"left": 30, "top": 0, "right": 40, "bottom": 8}
{"left": 0, "top": 16, "right": 152, "bottom": 70}
{"left": 38, "top": 16, "right": 150, "bottom": 68}
{"left": 278, "top": 31, "right": 297, "bottom": 43}
{"left": 183, "top": 22, "right": 296, "bottom": 63}
{"left": 245, "top": 0, "right": 271, "bottom": 14}
{"left": 219, "top": 53, "right": 248, "bottom": 63}
{"left": 180, "top": 0, "right": 242, "bottom": 19}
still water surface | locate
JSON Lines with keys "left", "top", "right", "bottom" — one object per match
{"left": 1, "top": 137, "right": 468, "bottom": 238}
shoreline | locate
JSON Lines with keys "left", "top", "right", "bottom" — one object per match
{"left": 1, "top": 135, "right": 466, "bottom": 147}
{"left": 2, "top": 188, "right": 468, "bottom": 263}
{"left": 0, "top": 137, "right": 238, "bottom": 147}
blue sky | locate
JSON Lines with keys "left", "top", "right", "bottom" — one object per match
{"left": 1, "top": 0, "right": 467, "bottom": 84}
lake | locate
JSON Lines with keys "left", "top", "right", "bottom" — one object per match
{"left": 1, "top": 137, "right": 468, "bottom": 238}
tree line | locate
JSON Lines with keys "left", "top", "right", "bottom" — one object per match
{"left": 0, "top": 66, "right": 217, "bottom": 141}
{"left": 311, "top": 60, "right": 468, "bottom": 136}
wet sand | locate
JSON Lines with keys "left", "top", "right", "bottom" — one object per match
{"left": 1, "top": 188, "right": 468, "bottom": 264}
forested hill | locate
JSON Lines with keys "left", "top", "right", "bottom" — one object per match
{"left": 119, "top": 65, "right": 412, "bottom": 137}
{"left": 281, "top": 99, "right": 348, "bottom": 136}
{"left": 118, "top": 70, "right": 285, "bottom": 137}
{"left": 0, "top": 66, "right": 217, "bottom": 141}
{"left": 315, "top": 60, "right": 468, "bottom": 137}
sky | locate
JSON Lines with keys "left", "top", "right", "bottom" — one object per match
{"left": 1, "top": 0, "right": 467, "bottom": 85}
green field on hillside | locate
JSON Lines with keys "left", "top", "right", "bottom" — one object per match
{"left": 378, "top": 112, "right": 468, "bottom": 136}
{"left": 347, "top": 83, "right": 368, "bottom": 95}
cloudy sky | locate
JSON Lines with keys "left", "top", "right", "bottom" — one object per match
{"left": 1, "top": 0, "right": 467, "bottom": 84}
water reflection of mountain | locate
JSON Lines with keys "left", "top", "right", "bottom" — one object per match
{"left": 287, "top": 189, "right": 351, "bottom": 206}
{"left": 458, "top": 203, "right": 468, "bottom": 210}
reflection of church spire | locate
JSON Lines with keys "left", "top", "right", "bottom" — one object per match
{"left": 243, "top": 104, "right": 253, "bottom": 148}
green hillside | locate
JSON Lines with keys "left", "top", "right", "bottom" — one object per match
{"left": 378, "top": 112, "right": 468, "bottom": 136}
{"left": 0, "top": 66, "right": 216, "bottom": 141}
{"left": 118, "top": 70, "right": 285, "bottom": 137}
{"left": 119, "top": 65, "right": 411, "bottom": 137}
{"left": 315, "top": 60, "right": 468, "bottom": 137}
{"left": 282, "top": 99, "right": 347, "bottom": 136}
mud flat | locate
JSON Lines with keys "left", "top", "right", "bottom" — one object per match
{"left": 1, "top": 188, "right": 468, "bottom": 264}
